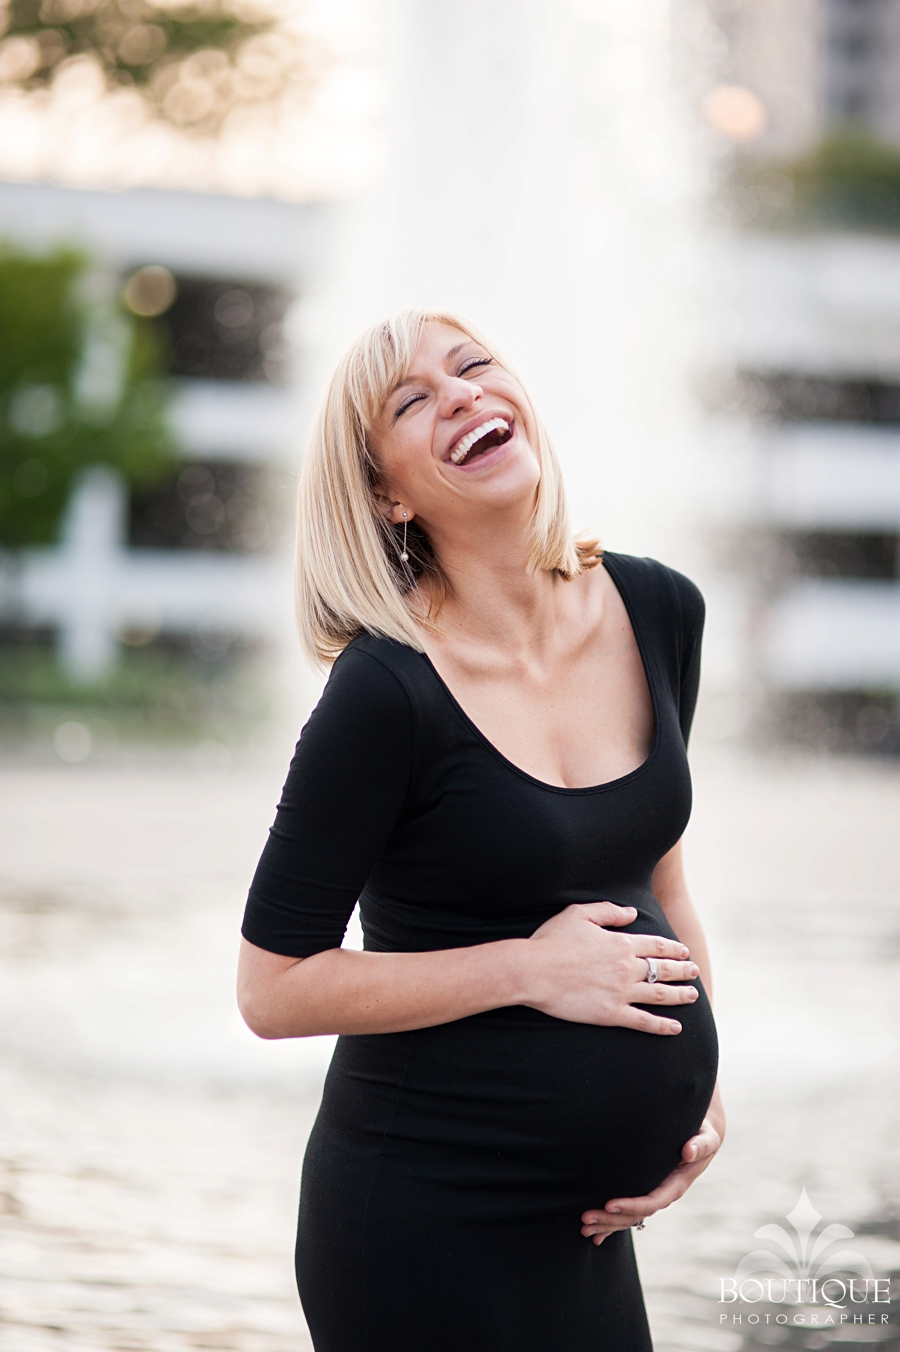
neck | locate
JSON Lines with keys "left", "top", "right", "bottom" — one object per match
{"left": 420, "top": 508, "right": 573, "bottom": 656}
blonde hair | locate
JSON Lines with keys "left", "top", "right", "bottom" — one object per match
{"left": 296, "top": 308, "right": 600, "bottom": 666}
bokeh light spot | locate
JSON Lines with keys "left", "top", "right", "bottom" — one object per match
{"left": 9, "top": 385, "right": 66, "bottom": 438}
{"left": 123, "top": 265, "right": 177, "bottom": 317}
{"left": 702, "top": 85, "right": 768, "bottom": 143}
{"left": 0, "top": 36, "right": 42, "bottom": 82}
{"left": 54, "top": 721, "right": 92, "bottom": 762}
{"left": 118, "top": 24, "right": 168, "bottom": 67}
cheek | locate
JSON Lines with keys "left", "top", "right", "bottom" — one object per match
{"left": 516, "top": 448, "right": 543, "bottom": 490}
{"left": 496, "top": 385, "right": 538, "bottom": 449}
{"left": 373, "top": 430, "right": 433, "bottom": 497}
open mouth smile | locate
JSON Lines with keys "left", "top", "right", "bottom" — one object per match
{"left": 447, "top": 417, "right": 514, "bottom": 467}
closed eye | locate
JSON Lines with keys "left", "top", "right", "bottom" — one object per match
{"left": 460, "top": 356, "right": 493, "bottom": 375}
{"left": 395, "top": 391, "right": 427, "bottom": 418}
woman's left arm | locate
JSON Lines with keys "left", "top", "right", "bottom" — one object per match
{"left": 580, "top": 839, "right": 726, "bottom": 1244}
{"left": 651, "top": 838, "right": 714, "bottom": 999}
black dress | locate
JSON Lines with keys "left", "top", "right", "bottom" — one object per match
{"left": 242, "top": 553, "right": 718, "bottom": 1352}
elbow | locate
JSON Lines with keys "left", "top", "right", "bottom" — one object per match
{"left": 237, "top": 977, "right": 307, "bottom": 1040}
{"left": 237, "top": 990, "right": 286, "bottom": 1040}
{"left": 237, "top": 942, "right": 311, "bottom": 1039}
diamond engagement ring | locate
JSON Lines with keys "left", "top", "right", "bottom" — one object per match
{"left": 635, "top": 1219, "right": 646, "bottom": 1230}
{"left": 644, "top": 957, "right": 659, "bottom": 984}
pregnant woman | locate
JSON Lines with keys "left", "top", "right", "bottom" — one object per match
{"left": 238, "top": 310, "right": 724, "bottom": 1351}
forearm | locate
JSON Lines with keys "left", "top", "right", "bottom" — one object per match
{"left": 652, "top": 841, "right": 714, "bottom": 1003}
{"left": 238, "top": 936, "right": 532, "bottom": 1039}
{"left": 239, "top": 898, "right": 701, "bottom": 1042}
{"left": 706, "top": 1079, "right": 725, "bottom": 1133}
{"left": 658, "top": 893, "right": 713, "bottom": 1002}
{"left": 652, "top": 843, "right": 725, "bottom": 1146}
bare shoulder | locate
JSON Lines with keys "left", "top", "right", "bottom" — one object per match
{"left": 584, "top": 556, "right": 630, "bottom": 629}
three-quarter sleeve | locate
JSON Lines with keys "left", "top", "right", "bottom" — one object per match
{"left": 241, "top": 646, "right": 414, "bottom": 957}
{"left": 673, "top": 572, "right": 705, "bottom": 748}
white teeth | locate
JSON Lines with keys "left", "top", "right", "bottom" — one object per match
{"left": 449, "top": 417, "right": 509, "bottom": 465}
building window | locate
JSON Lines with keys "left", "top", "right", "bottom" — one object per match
{"left": 129, "top": 462, "right": 278, "bottom": 552}
{"left": 734, "top": 373, "right": 900, "bottom": 423}
{"left": 162, "top": 278, "right": 291, "bottom": 384}
{"left": 780, "top": 530, "right": 899, "bottom": 580}
{"left": 825, "top": 0, "right": 885, "bottom": 124}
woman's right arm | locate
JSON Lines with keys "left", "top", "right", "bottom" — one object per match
{"left": 238, "top": 903, "right": 699, "bottom": 1038}
{"left": 238, "top": 648, "right": 698, "bottom": 1041}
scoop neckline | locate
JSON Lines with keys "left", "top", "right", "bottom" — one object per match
{"left": 419, "top": 552, "right": 662, "bottom": 796}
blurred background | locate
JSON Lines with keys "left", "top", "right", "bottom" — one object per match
{"left": 0, "top": 1, "right": 898, "bottom": 1349}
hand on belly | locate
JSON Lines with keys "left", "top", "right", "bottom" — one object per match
{"left": 524, "top": 901, "right": 699, "bottom": 1033}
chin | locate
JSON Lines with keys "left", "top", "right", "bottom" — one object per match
{"left": 467, "top": 440, "right": 538, "bottom": 492}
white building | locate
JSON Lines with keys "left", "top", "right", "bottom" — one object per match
{"left": 715, "top": 0, "right": 900, "bottom": 750}
{"left": 0, "top": 180, "right": 328, "bottom": 681}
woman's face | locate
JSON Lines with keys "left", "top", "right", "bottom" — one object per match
{"left": 369, "top": 321, "right": 541, "bottom": 537}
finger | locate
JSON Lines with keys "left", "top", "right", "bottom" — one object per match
{"left": 630, "top": 934, "right": 690, "bottom": 960}
{"left": 634, "top": 982, "right": 699, "bottom": 1006}
{"left": 583, "top": 1218, "right": 655, "bottom": 1243}
{"left": 601, "top": 1200, "right": 663, "bottom": 1219}
{"left": 583, "top": 1202, "right": 658, "bottom": 1223}
{"left": 580, "top": 902, "right": 637, "bottom": 928}
{"left": 581, "top": 1221, "right": 634, "bottom": 1241}
{"left": 581, "top": 1218, "right": 647, "bottom": 1238}
{"left": 581, "top": 1209, "right": 652, "bottom": 1229}
{"left": 616, "top": 1007, "right": 682, "bottom": 1035}
{"left": 581, "top": 1210, "right": 656, "bottom": 1241}
{"left": 632, "top": 957, "right": 699, "bottom": 984}
{"left": 681, "top": 1126, "right": 721, "bottom": 1163}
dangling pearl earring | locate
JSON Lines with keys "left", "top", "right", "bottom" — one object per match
{"left": 400, "top": 511, "right": 409, "bottom": 562}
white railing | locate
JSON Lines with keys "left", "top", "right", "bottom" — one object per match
{"left": 762, "top": 424, "right": 900, "bottom": 529}
{"left": 764, "top": 579, "right": 900, "bottom": 688}
{"left": 1, "top": 467, "right": 291, "bottom": 681}
{"left": 169, "top": 380, "right": 298, "bottom": 462}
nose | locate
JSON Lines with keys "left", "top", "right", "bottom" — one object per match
{"left": 437, "top": 374, "right": 483, "bottom": 419}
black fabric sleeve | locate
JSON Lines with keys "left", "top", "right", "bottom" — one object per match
{"left": 241, "top": 647, "right": 414, "bottom": 957}
{"left": 670, "top": 570, "right": 705, "bottom": 748}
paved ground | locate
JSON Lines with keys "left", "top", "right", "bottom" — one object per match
{"left": 0, "top": 747, "right": 898, "bottom": 1350}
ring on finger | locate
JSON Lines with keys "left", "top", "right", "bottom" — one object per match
{"left": 635, "top": 1219, "right": 646, "bottom": 1230}
{"left": 644, "top": 957, "right": 659, "bottom": 984}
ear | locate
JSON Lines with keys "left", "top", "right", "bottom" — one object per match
{"left": 373, "top": 486, "right": 414, "bottom": 525}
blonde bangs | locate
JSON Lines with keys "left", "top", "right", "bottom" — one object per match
{"left": 295, "top": 309, "right": 597, "bottom": 667}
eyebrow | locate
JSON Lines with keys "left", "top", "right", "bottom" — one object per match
{"left": 389, "top": 341, "right": 473, "bottom": 396}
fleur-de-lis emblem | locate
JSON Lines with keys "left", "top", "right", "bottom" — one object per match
{"left": 734, "top": 1188, "right": 874, "bottom": 1293}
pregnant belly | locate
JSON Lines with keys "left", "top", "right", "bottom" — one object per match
{"left": 321, "top": 989, "right": 718, "bottom": 1218}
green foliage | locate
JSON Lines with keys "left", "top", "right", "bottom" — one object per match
{"left": 0, "top": 0, "right": 314, "bottom": 134}
{"left": 0, "top": 243, "right": 80, "bottom": 387}
{"left": 741, "top": 134, "right": 900, "bottom": 232}
{"left": 792, "top": 134, "right": 900, "bottom": 228}
{"left": 0, "top": 243, "right": 175, "bottom": 547}
{"left": 0, "top": 634, "right": 268, "bottom": 743}
{"left": 5, "top": 0, "right": 255, "bottom": 80}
